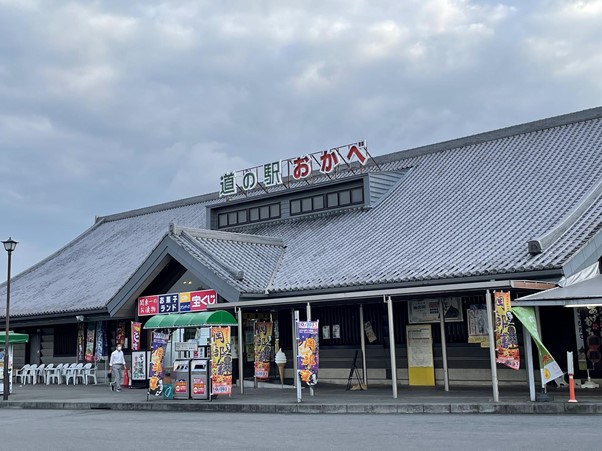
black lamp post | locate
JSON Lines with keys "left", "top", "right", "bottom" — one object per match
{"left": 2, "top": 237, "right": 17, "bottom": 401}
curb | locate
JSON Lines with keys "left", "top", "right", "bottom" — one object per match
{"left": 2, "top": 401, "right": 602, "bottom": 414}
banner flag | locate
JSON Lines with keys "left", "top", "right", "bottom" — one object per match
{"left": 254, "top": 321, "right": 273, "bottom": 380}
{"left": 85, "top": 326, "right": 95, "bottom": 363}
{"left": 512, "top": 306, "right": 563, "bottom": 384}
{"left": 211, "top": 326, "right": 232, "bottom": 395}
{"left": 297, "top": 320, "right": 319, "bottom": 385}
{"left": 94, "top": 322, "right": 106, "bottom": 362}
{"left": 494, "top": 291, "right": 520, "bottom": 370}
{"left": 149, "top": 332, "right": 169, "bottom": 396}
{"left": 77, "top": 323, "right": 85, "bottom": 363}
{"left": 131, "top": 322, "right": 142, "bottom": 351}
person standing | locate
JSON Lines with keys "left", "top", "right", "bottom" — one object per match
{"left": 109, "top": 344, "right": 127, "bottom": 392}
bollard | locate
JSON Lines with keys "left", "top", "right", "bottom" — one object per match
{"left": 567, "top": 351, "right": 578, "bottom": 403}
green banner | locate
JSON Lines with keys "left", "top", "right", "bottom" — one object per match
{"left": 512, "top": 306, "right": 563, "bottom": 384}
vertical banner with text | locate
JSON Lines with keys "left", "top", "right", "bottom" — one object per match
{"left": 85, "top": 325, "right": 95, "bottom": 363}
{"left": 131, "top": 322, "right": 142, "bottom": 351}
{"left": 297, "top": 321, "right": 319, "bottom": 386}
{"left": 77, "top": 323, "right": 85, "bottom": 363}
{"left": 254, "top": 321, "right": 273, "bottom": 380}
{"left": 149, "top": 332, "right": 169, "bottom": 396}
{"left": 494, "top": 291, "right": 520, "bottom": 370}
{"left": 211, "top": 326, "right": 232, "bottom": 395}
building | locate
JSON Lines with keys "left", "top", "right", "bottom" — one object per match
{"left": 2, "top": 107, "right": 602, "bottom": 395}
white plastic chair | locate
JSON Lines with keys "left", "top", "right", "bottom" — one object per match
{"left": 15, "top": 364, "right": 30, "bottom": 384}
{"left": 46, "top": 363, "right": 63, "bottom": 384}
{"left": 85, "top": 364, "right": 98, "bottom": 385}
{"left": 64, "top": 363, "right": 79, "bottom": 385}
{"left": 35, "top": 363, "right": 46, "bottom": 384}
{"left": 25, "top": 364, "right": 38, "bottom": 384}
{"left": 42, "top": 363, "right": 54, "bottom": 384}
{"left": 76, "top": 363, "right": 90, "bottom": 385}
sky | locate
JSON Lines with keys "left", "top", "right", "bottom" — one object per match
{"left": 1, "top": 0, "right": 601, "bottom": 277}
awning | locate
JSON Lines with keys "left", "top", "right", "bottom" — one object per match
{"left": 513, "top": 274, "right": 602, "bottom": 307}
{"left": 0, "top": 332, "right": 29, "bottom": 344}
{"left": 143, "top": 311, "right": 238, "bottom": 329}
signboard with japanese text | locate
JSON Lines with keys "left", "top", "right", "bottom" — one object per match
{"left": 77, "top": 323, "right": 85, "bottom": 363}
{"left": 137, "top": 290, "right": 217, "bottom": 316}
{"left": 297, "top": 321, "right": 319, "bottom": 386}
{"left": 408, "top": 298, "right": 463, "bottom": 324}
{"left": 406, "top": 324, "right": 435, "bottom": 386}
{"left": 131, "top": 351, "right": 146, "bottom": 381}
{"left": 85, "top": 326, "right": 95, "bottom": 362}
{"left": 190, "top": 290, "right": 217, "bottom": 311}
{"left": 467, "top": 304, "right": 489, "bottom": 347}
{"left": 210, "top": 326, "right": 232, "bottom": 395}
{"left": 254, "top": 321, "right": 273, "bottom": 380}
{"left": 138, "top": 295, "right": 158, "bottom": 316}
{"left": 158, "top": 293, "right": 179, "bottom": 314}
{"left": 219, "top": 141, "right": 371, "bottom": 197}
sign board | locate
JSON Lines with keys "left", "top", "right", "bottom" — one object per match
{"left": 406, "top": 324, "right": 435, "bottom": 386}
{"left": 138, "top": 290, "right": 217, "bottom": 316}
{"left": 219, "top": 141, "right": 370, "bottom": 197}
{"left": 408, "top": 297, "right": 463, "bottom": 324}
{"left": 175, "top": 342, "right": 198, "bottom": 353}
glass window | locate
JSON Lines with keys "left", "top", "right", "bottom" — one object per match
{"left": 351, "top": 187, "right": 363, "bottom": 204}
{"left": 339, "top": 190, "right": 351, "bottom": 206}
{"left": 290, "top": 199, "right": 301, "bottom": 215}
{"left": 301, "top": 197, "right": 312, "bottom": 212}
{"left": 218, "top": 213, "right": 228, "bottom": 228}
{"left": 260, "top": 205, "right": 270, "bottom": 220}
{"left": 238, "top": 210, "right": 248, "bottom": 223}
{"left": 327, "top": 192, "right": 338, "bottom": 208}
{"left": 249, "top": 207, "right": 260, "bottom": 222}
{"left": 270, "top": 203, "right": 280, "bottom": 218}
{"left": 313, "top": 195, "right": 324, "bottom": 210}
{"left": 228, "top": 212, "right": 238, "bottom": 225}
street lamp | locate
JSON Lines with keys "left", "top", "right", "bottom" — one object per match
{"left": 2, "top": 237, "right": 17, "bottom": 401}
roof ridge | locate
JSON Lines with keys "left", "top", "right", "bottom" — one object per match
{"left": 528, "top": 176, "right": 602, "bottom": 255}
{"left": 169, "top": 223, "right": 285, "bottom": 247}
{"left": 97, "top": 192, "right": 219, "bottom": 223}
{"left": 375, "top": 106, "right": 602, "bottom": 164}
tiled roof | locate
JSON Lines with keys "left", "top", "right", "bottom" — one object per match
{"left": 169, "top": 226, "right": 285, "bottom": 295}
{"left": 2, "top": 107, "right": 602, "bottom": 317}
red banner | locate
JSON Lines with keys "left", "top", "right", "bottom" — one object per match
{"left": 138, "top": 295, "right": 159, "bottom": 316}
{"left": 131, "top": 322, "right": 141, "bottom": 351}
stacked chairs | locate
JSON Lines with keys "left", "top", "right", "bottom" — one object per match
{"left": 25, "top": 364, "right": 38, "bottom": 384}
{"left": 14, "top": 364, "right": 31, "bottom": 384}
{"left": 46, "top": 363, "right": 64, "bottom": 384}
{"left": 65, "top": 363, "right": 84, "bottom": 385}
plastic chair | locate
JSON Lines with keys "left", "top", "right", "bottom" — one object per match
{"left": 85, "top": 364, "right": 98, "bottom": 385}
{"left": 64, "top": 363, "right": 79, "bottom": 385}
{"left": 25, "top": 364, "right": 38, "bottom": 384}
{"left": 35, "top": 363, "right": 46, "bottom": 384}
{"left": 76, "top": 363, "right": 91, "bottom": 385}
{"left": 42, "top": 363, "right": 54, "bottom": 384}
{"left": 46, "top": 363, "right": 63, "bottom": 384}
{"left": 15, "top": 364, "right": 30, "bottom": 384}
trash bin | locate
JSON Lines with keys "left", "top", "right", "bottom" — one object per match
{"left": 190, "top": 358, "right": 210, "bottom": 400}
{"left": 172, "top": 359, "right": 190, "bottom": 400}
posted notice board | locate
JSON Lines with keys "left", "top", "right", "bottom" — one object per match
{"left": 406, "top": 324, "right": 435, "bottom": 386}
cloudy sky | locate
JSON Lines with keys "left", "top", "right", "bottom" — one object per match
{"left": 1, "top": 0, "right": 601, "bottom": 276}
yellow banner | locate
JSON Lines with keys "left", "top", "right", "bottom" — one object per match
{"left": 494, "top": 291, "right": 520, "bottom": 370}
{"left": 211, "top": 326, "right": 232, "bottom": 395}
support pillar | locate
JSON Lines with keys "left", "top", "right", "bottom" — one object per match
{"left": 359, "top": 304, "right": 368, "bottom": 387}
{"left": 386, "top": 296, "right": 398, "bottom": 399}
{"left": 237, "top": 307, "right": 244, "bottom": 395}
{"left": 485, "top": 290, "right": 499, "bottom": 402}
{"left": 439, "top": 300, "right": 449, "bottom": 392}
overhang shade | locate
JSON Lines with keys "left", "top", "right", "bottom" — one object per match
{"left": 513, "top": 274, "right": 602, "bottom": 307}
{"left": 0, "top": 332, "right": 29, "bottom": 344}
{"left": 143, "top": 311, "right": 237, "bottom": 329}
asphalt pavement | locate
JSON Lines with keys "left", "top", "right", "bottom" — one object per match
{"left": 2, "top": 379, "right": 602, "bottom": 414}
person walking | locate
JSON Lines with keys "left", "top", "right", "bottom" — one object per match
{"left": 109, "top": 343, "right": 127, "bottom": 392}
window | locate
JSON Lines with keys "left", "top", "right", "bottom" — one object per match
{"left": 290, "top": 186, "right": 364, "bottom": 216}
{"left": 216, "top": 202, "right": 281, "bottom": 228}
{"left": 54, "top": 324, "right": 78, "bottom": 357}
